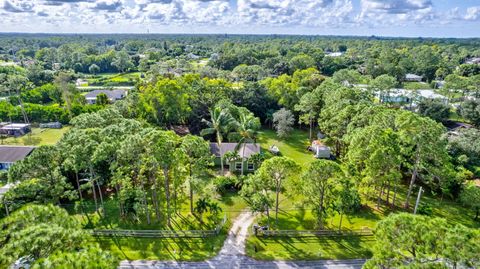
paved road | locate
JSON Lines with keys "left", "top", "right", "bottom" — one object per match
{"left": 119, "top": 212, "right": 366, "bottom": 269}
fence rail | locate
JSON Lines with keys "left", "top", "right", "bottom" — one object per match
{"left": 89, "top": 213, "right": 227, "bottom": 239}
{"left": 90, "top": 229, "right": 218, "bottom": 238}
{"left": 256, "top": 228, "right": 373, "bottom": 237}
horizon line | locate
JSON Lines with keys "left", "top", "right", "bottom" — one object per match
{"left": 0, "top": 32, "right": 479, "bottom": 39}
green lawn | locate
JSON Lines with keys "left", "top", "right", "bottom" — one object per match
{"left": 75, "top": 191, "right": 247, "bottom": 261}
{"left": 252, "top": 127, "right": 479, "bottom": 260}
{"left": 85, "top": 72, "right": 141, "bottom": 86}
{"left": 246, "top": 236, "right": 374, "bottom": 260}
{"left": 96, "top": 234, "right": 227, "bottom": 261}
{"left": 247, "top": 185, "right": 479, "bottom": 260}
{"left": 1, "top": 127, "right": 70, "bottom": 146}
{"left": 257, "top": 128, "right": 315, "bottom": 167}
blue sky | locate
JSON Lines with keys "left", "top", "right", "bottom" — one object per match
{"left": 1, "top": 0, "right": 480, "bottom": 37}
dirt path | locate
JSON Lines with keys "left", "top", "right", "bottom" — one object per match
{"left": 119, "top": 211, "right": 366, "bottom": 268}
{"left": 218, "top": 211, "right": 255, "bottom": 256}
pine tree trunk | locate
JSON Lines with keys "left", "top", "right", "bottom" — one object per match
{"left": 150, "top": 168, "right": 161, "bottom": 222}
{"left": 338, "top": 213, "right": 343, "bottom": 232}
{"left": 392, "top": 184, "right": 397, "bottom": 209}
{"left": 115, "top": 184, "right": 124, "bottom": 217}
{"left": 90, "top": 172, "right": 98, "bottom": 212}
{"left": 96, "top": 180, "right": 105, "bottom": 218}
{"left": 319, "top": 188, "right": 325, "bottom": 229}
{"left": 385, "top": 181, "right": 391, "bottom": 206}
{"left": 141, "top": 178, "right": 151, "bottom": 225}
{"left": 164, "top": 168, "right": 171, "bottom": 227}
{"left": 189, "top": 162, "right": 194, "bottom": 214}
{"left": 75, "top": 170, "right": 83, "bottom": 200}
{"left": 309, "top": 118, "right": 313, "bottom": 142}
{"left": 275, "top": 181, "right": 280, "bottom": 227}
{"left": 266, "top": 205, "right": 270, "bottom": 227}
{"left": 405, "top": 168, "right": 418, "bottom": 209}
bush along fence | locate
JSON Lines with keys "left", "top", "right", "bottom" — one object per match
{"left": 254, "top": 227, "right": 373, "bottom": 237}
{"left": 89, "top": 213, "right": 227, "bottom": 239}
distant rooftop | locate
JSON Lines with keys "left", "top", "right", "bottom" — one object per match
{"left": 85, "top": 89, "right": 127, "bottom": 101}
{"left": 406, "top": 73, "right": 423, "bottom": 79}
{"left": 0, "top": 146, "right": 35, "bottom": 163}
{"left": 1, "top": 123, "right": 31, "bottom": 129}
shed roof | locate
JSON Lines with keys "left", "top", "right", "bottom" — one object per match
{"left": 406, "top": 73, "right": 423, "bottom": 79}
{"left": 210, "top": 143, "right": 260, "bottom": 158}
{"left": 85, "top": 89, "right": 126, "bottom": 100}
{"left": 0, "top": 146, "right": 35, "bottom": 163}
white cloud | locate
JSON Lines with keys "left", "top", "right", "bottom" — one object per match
{"left": 357, "top": 0, "right": 437, "bottom": 26}
{"left": 0, "top": 0, "right": 479, "bottom": 33}
{"left": 465, "top": 6, "right": 480, "bottom": 21}
{"left": 236, "top": 0, "right": 353, "bottom": 26}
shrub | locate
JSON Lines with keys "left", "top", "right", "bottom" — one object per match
{"left": 213, "top": 176, "right": 238, "bottom": 195}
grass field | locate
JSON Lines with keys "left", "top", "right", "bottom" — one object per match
{"left": 246, "top": 236, "right": 374, "bottom": 260}
{"left": 96, "top": 235, "right": 227, "bottom": 261}
{"left": 257, "top": 128, "right": 314, "bottom": 167}
{"left": 86, "top": 72, "right": 141, "bottom": 86}
{"left": 1, "top": 127, "right": 70, "bottom": 146}
{"left": 249, "top": 127, "right": 480, "bottom": 260}
{"left": 80, "top": 192, "right": 248, "bottom": 261}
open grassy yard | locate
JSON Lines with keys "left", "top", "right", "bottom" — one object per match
{"left": 246, "top": 235, "right": 374, "bottom": 260}
{"left": 1, "top": 127, "right": 70, "bottom": 146}
{"left": 85, "top": 72, "right": 141, "bottom": 86}
{"left": 96, "top": 234, "right": 227, "bottom": 261}
{"left": 257, "top": 128, "right": 315, "bottom": 167}
{"left": 73, "top": 192, "right": 247, "bottom": 261}
{"left": 250, "top": 127, "right": 480, "bottom": 260}
{"left": 246, "top": 185, "right": 479, "bottom": 260}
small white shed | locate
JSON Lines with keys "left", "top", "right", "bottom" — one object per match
{"left": 311, "top": 140, "right": 331, "bottom": 159}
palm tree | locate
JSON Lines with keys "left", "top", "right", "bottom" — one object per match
{"left": 231, "top": 109, "right": 260, "bottom": 175}
{"left": 200, "top": 106, "right": 234, "bottom": 175}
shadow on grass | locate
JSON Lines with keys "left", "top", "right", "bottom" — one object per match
{"left": 247, "top": 235, "right": 374, "bottom": 261}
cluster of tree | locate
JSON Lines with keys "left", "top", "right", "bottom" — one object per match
{"left": 365, "top": 213, "right": 480, "bottom": 269}
{"left": 0, "top": 204, "right": 117, "bottom": 268}
{"left": 2, "top": 34, "right": 480, "bottom": 82}
{"left": 3, "top": 101, "right": 223, "bottom": 227}
{"left": 0, "top": 101, "right": 102, "bottom": 124}
{"left": 0, "top": 71, "right": 105, "bottom": 124}
{"left": 242, "top": 157, "right": 361, "bottom": 229}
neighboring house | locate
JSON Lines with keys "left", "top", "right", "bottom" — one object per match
{"left": 466, "top": 57, "right": 480, "bottom": 64}
{"left": 381, "top": 90, "right": 411, "bottom": 103}
{"left": 76, "top": 79, "right": 88, "bottom": 87}
{"left": 85, "top": 89, "right": 127, "bottom": 105}
{"left": 187, "top": 53, "right": 200, "bottom": 60}
{"left": 310, "top": 140, "right": 331, "bottom": 159}
{"left": 415, "top": 89, "right": 448, "bottom": 103}
{"left": 0, "top": 123, "right": 31, "bottom": 137}
{"left": 405, "top": 74, "right": 423, "bottom": 82}
{"left": 0, "top": 146, "right": 35, "bottom": 170}
{"left": 39, "top": 122, "right": 62, "bottom": 129}
{"left": 379, "top": 89, "right": 447, "bottom": 104}
{"left": 210, "top": 143, "right": 261, "bottom": 173}
{"left": 326, "top": 52, "right": 344, "bottom": 57}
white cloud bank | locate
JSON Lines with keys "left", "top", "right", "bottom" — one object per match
{"left": 0, "top": 0, "right": 479, "bottom": 34}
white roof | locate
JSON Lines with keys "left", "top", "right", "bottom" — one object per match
{"left": 2, "top": 123, "right": 31, "bottom": 128}
{"left": 406, "top": 73, "right": 423, "bottom": 79}
{"left": 326, "top": 52, "right": 344, "bottom": 57}
{"left": 378, "top": 89, "right": 446, "bottom": 100}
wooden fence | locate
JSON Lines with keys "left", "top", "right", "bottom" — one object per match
{"left": 255, "top": 227, "right": 373, "bottom": 237}
{"left": 90, "top": 213, "right": 227, "bottom": 238}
